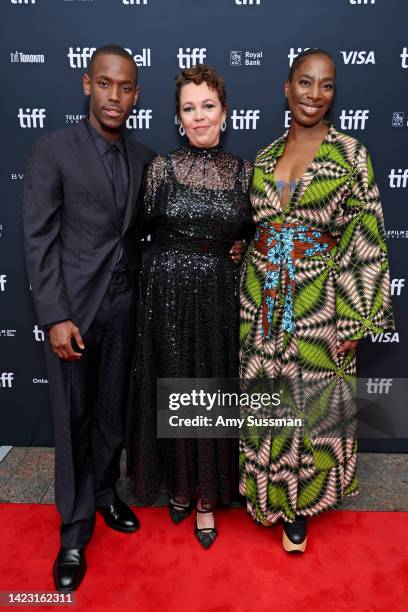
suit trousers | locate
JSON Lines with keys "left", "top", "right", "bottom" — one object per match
{"left": 44, "top": 270, "right": 136, "bottom": 548}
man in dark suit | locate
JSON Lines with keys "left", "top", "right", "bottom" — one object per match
{"left": 23, "top": 45, "right": 155, "bottom": 592}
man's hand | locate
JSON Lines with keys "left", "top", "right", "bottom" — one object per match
{"left": 337, "top": 340, "right": 358, "bottom": 356}
{"left": 230, "top": 240, "right": 246, "bottom": 264}
{"left": 49, "top": 320, "right": 85, "bottom": 361}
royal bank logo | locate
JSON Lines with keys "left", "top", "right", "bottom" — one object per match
{"left": 0, "top": 373, "right": 14, "bottom": 388}
{"left": 389, "top": 169, "right": 408, "bottom": 189}
{"left": 370, "top": 332, "right": 399, "bottom": 343}
{"left": 10, "top": 51, "right": 45, "bottom": 63}
{"left": 33, "top": 325, "right": 45, "bottom": 342}
{"left": 340, "top": 50, "right": 375, "bottom": 65}
{"left": 401, "top": 47, "right": 408, "bottom": 69}
{"left": 0, "top": 274, "right": 7, "bottom": 292}
{"left": 18, "top": 108, "right": 46, "bottom": 128}
{"left": 231, "top": 109, "right": 260, "bottom": 130}
{"left": 126, "top": 109, "right": 152, "bottom": 129}
{"left": 392, "top": 112, "right": 406, "bottom": 127}
{"left": 390, "top": 278, "right": 405, "bottom": 295}
{"left": 288, "top": 47, "right": 310, "bottom": 67}
{"left": 230, "top": 50, "right": 263, "bottom": 67}
{"left": 122, "top": 0, "right": 147, "bottom": 4}
{"left": 177, "top": 48, "right": 207, "bottom": 69}
{"left": 67, "top": 47, "right": 151, "bottom": 69}
{"left": 339, "top": 109, "right": 369, "bottom": 130}
{"left": 65, "top": 114, "right": 86, "bottom": 125}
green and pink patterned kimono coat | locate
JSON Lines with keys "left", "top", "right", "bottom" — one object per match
{"left": 239, "top": 124, "right": 394, "bottom": 524}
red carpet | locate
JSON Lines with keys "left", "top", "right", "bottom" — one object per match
{"left": 0, "top": 505, "right": 407, "bottom": 611}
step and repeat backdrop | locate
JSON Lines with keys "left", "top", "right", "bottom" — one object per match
{"left": 1, "top": 0, "right": 407, "bottom": 449}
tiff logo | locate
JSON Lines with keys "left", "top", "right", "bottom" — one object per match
{"left": 11, "top": 0, "right": 35, "bottom": 4}
{"left": 366, "top": 378, "right": 392, "bottom": 394}
{"left": 389, "top": 169, "right": 408, "bottom": 189}
{"left": 126, "top": 109, "right": 152, "bottom": 129}
{"left": 339, "top": 109, "right": 369, "bottom": 130}
{"left": 350, "top": 0, "right": 375, "bottom": 4}
{"left": 0, "top": 274, "right": 6, "bottom": 291}
{"left": 0, "top": 373, "right": 14, "bottom": 388}
{"left": 288, "top": 47, "right": 310, "bottom": 67}
{"left": 18, "top": 108, "right": 46, "bottom": 128}
{"left": 235, "top": 0, "right": 261, "bottom": 4}
{"left": 177, "top": 48, "right": 206, "bottom": 69}
{"left": 390, "top": 278, "right": 405, "bottom": 295}
{"left": 33, "top": 325, "right": 45, "bottom": 342}
{"left": 231, "top": 110, "right": 260, "bottom": 129}
{"left": 122, "top": 0, "right": 147, "bottom": 3}
{"left": 401, "top": 48, "right": 408, "bottom": 69}
{"left": 341, "top": 50, "right": 375, "bottom": 65}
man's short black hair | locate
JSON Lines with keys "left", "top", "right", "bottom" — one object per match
{"left": 87, "top": 45, "right": 138, "bottom": 83}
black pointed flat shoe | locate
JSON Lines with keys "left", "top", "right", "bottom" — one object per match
{"left": 282, "top": 516, "right": 308, "bottom": 552}
{"left": 194, "top": 508, "right": 217, "bottom": 549}
{"left": 168, "top": 499, "right": 195, "bottom": 525}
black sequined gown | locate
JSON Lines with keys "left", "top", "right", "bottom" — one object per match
{"left": 126, "top": 144, "right": 253, "bottom": 509}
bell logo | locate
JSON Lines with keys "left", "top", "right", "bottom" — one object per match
{"left": 177, "top": 48, "right": 207, "bottom": 69}
{"left": 339, "top": 109, "right": 369, "bottom": 130}
{"left": 33, "top": 325, "right": 45, "bottom": 342}
{"left": 401, "top": 48, "right": 408, "bottom": 69}
{"left": 18, "top": 108, "right": 46, "bottom": 128}
{"left": 126, "top": 109, "right": 152, "bottom": 130}
{"left": 341, "top": 51, "right": 375, "bottom": 65}
{"left": 366, "top": 378, "right": 392, "bottom": 394}
{"left": 67, "top": 47, "right": 151, "bottom": 69}
{"left": 370, "top": 332, "right": 399, "bottom": 343}
{"left": 389, "top": 170, "right": 408, "bottom": 189}
{"left": 0, "top": 275, "right": 6, "bottom": 292}
{"left": 288, "top": 47, "right": 310, "bottom": 67}
{"left": 0, "top": 373, "right": 14, "bottom": 388}
{"left": 231, "top": 110, "right": 260, "bottom": 130}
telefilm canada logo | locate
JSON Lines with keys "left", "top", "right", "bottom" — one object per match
{"left": 0, "top": 330, "right": 16, "bottom": 338}
{"left": 67, "top": 47, "right": 151, "bottom": 69}
{"left": 230, "top": 50, "right": 263, "bottom": 67}
{"left": 10, "top": 51, "right": 45, "bottom": 63}
{"left": 65, "top": 114, "right": 86, "bottom": 125}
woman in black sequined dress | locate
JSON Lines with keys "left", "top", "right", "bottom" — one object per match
{"left": 126, "top": 65, "right": 252, "bottom": 547}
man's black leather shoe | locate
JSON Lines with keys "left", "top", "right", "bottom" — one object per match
{"left": 53, "top": 547, "right": 86, "bottom": 592}
{"left": 97, "top": 499, "right": 140, "bottom": 533}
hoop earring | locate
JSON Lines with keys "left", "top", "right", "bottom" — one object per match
{"left": 221, "top": 120, "right": 227, "bottom": 132}
{"left": 179, "top": 124, "right": 185, "bottom": 137}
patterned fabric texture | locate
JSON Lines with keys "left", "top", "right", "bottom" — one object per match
{"left": 239, "top": 124, "right": 394, "bottom": 524}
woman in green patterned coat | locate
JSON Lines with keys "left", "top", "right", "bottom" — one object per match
{"left": 239, "top": 49, "right": 394, "bottom": 552}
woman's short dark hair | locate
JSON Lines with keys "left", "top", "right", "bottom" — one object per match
{"left": 288, "top": 48, "right": 336, "bottom": 81}
{"left": 175, "top": 64, "right": 227, "bottom": 117}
